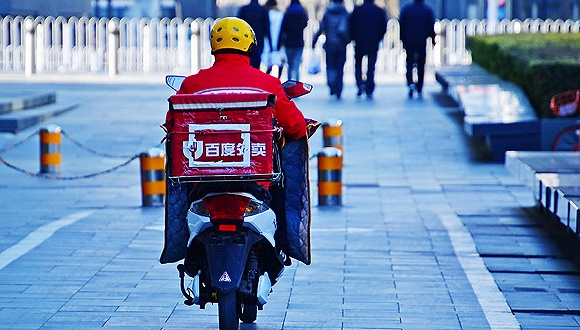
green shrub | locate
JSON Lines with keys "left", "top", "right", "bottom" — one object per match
{"left": 467, "top": 33, "right": 580, "bottom": 118}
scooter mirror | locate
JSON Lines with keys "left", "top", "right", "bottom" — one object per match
{"left": 282, "top": 80, "right": 313, "bottom": 100}
{"left": 166, "top": 75, "right": 186, "bottom": 91}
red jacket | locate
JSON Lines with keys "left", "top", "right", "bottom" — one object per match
{"left": 177, "top": 53, "right": 306, "bottom": 140}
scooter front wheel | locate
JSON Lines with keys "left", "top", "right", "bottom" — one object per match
{"left": 218, "top": 291, "right": 239, "bottom": 330}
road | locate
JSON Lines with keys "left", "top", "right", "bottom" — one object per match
{"left": 0, "top": 73, "right": 579, "bottom": 329}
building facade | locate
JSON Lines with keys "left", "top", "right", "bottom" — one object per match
{"left": 1, "top": 0, "right": 92, "bottom": 17}
{"left": 401, "top": 0, "right": 579, "bottom": 20}
{"left": 0, "top": 0, "right": 578, "bottom": 21}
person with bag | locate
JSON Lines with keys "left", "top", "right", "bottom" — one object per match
{"left": 312, "top": 0, "right": 350, "bottom": 99}
{"left": 262, "top": 0, "right": 285, "bottom": 78}
{"left": 348, "top": 0, "right": 387, "bottom": 99}
{"left": 278, "top": 0, "right": 308, "bottom": 81}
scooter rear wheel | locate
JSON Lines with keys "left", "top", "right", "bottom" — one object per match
{"left": 240, "top": 303, "right": 257, "bottom": 323}
{"left": 218, "top": 291, "right": 239, "bottom": 330}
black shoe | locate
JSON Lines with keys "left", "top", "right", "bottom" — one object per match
{"left": 366, "top": 93, "right": 373, "bottom": 100}
{"left": 357, "top": 83, "right": 366, "bottom": 97}
{"left": 408, "top": 83, "right": 416, "bottom": 99}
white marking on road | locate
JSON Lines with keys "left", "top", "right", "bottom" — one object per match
{"left": 311, "top": 227, "right": 375, "bottom": 233}
{"left": 0, "top": 211, "right": 94, "bottom": 271}
{"left": 438, "top": 211, "right": 521, "bottom": 330}
{"left": 144, "top": 225, "right": 165, "bottom": 231}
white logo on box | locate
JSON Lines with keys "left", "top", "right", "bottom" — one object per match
{"left": 183, "top": 124, "right": 251, "bottom": 168}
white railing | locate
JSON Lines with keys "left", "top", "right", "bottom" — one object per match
{"left": 437, "top": 18, "right": 580, "bottom": 66}
{"left": 0, "top": 16, "right": 579, "bottom": 76}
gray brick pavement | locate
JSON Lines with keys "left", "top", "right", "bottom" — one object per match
{"left": 0, "top": 72, "right": 578, "bottom": 329}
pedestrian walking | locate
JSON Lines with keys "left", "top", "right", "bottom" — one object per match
{"left": 278, "top": 0, "right": 308, "bottom": 81}
{"left": 262, "top": 0, "right": 285, "bottom": 78}
{"left": 399, "top": 0, "right": 436, "bottom": 99}
{"left": 348, "top": 0, "right": 387, "bottom": 99}
{"left": 237, "top": 0, "right": 272, "bottom": 69}
{"left": 312, "top": 0, "right": 350, "bottom": 100}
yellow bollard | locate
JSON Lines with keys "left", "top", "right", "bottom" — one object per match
{"left": 322, "top": 118, "right": 343, "bottom": 151}
{"left": 317, "top": 147, "right": 342, "bottom": 206}
{"left": 39, "top": 124, "right": 61, "bottom": 173}
{"left": 140, "top": 148, "right": 166, "bottom": 207}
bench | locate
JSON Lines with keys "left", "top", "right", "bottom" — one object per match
{"left": 436, "top": 65, "right": 541, "bottom": 162}
{"left": 506, "top": 151, "right": 580, "bottom": 238}
{"left": 0, "top": 90, "right": 77, "bottom": 133}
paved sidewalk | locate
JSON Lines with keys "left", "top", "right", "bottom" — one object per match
{"left": 0, "top": 72, "right": 579, "bottom": 329}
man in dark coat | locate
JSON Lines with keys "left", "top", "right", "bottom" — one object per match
{"left": 278, "top": 0, "right": 308, "bottom": 81}
{"left": 399, "top": 0, "right": 436, "bottom": 98}
{"left": 238, "top": 0, "right": 273, "bottom": 69}
{"left": 348, "top": 0, "right": 387, "bottom": 98}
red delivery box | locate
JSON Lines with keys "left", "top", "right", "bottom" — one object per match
{"left": 166, "top": 88, "right": 278, "bottom": 181}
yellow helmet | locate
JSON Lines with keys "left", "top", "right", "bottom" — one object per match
{"left": 210, "top": 17, "right": 257, "bottom": 54}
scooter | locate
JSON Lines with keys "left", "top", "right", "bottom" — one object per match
{"left": 165, "top": 76, "right": 312, "bottom": 330}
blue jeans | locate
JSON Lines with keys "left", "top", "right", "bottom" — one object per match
{"left": 285, "top": 47, "right": 303, "bottom": 81}
{"left": 325, "top": 46, "right": 347, "bottom": 97}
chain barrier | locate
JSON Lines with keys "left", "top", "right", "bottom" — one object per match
{"left": 0, "top": 128, "right": 162, "bottom": 180}
{"left": 60, "top": 130, "right": 137, "bottom": 158}
{"left": 0, "top": 130, "right": 40, "bottom": 153}
{"left": 0, "top": 152, "right": 141, "bottom": 180}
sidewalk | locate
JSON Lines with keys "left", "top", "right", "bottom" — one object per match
{"left": 0, "top": 71, "right": 579, "bottom": 329}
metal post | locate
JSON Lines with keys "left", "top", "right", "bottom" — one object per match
{"left": 190, "top": 20, "right": 201, "bottom": 74}
{"left": 178, "top": 22, "right": 188, "bottom": 72}
{"left": 108, "top": 19, "right": 120, "bottom": 76}
{"left": 322, "top": 118, "right": 343, "bottom": 152}
{"left": 140, "top": 148, "right": 166, "bottom": 207}
{"left": 143, "top": 24, "right": 151, "bottom": 72}
{"left": 439, "top": 23, "right": 447, "bottom": 67}
{"left": 39, "top": 124, "right": 61, "bottom": 173}
{"left": 24, "top": 18, "right": 36, "bottom": 76}
{"left": 62, "top": 21, "right": 72, "bottom": 70}
{"left": 487, "top": 0, "right": 499, "bottom": 34}
{"left": 317, "top": 147, "right": 342, "bottom": 206}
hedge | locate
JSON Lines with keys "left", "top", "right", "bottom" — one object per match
{"left": 467, "top": 33, "right": 580, "bottom": 118}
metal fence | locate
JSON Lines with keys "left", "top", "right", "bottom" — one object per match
{"left": 1, "top": 16, "right": 579, "bottom": 76}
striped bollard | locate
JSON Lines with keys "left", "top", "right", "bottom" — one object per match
{"left": 323, "top": 118, "right": 343, "bottom": 151}
{"left": 318, "top": 147, "right": 342, "bottom": 206}
{"left": 140, "top": 148, "right": 166, "bottom": 207}
{"left": 40, "top": 124, "right": 61, "bottom": 173}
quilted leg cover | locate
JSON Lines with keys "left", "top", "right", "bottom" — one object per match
{"left": 159, "top": 138, "right": 312, "bottom": 265}
{"left": 280, "top": 136, "right": 312, "bottom": 265}
{"left": 159, "top": 179, "right": 190, "bottom": 264}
